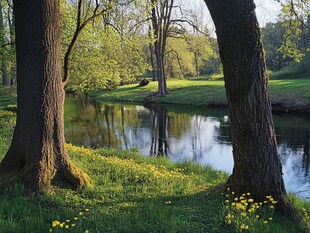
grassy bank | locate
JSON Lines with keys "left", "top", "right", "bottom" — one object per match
{"left": 91, "top": 78, "right": 310, "bottom": 113}
{"left": 0, "top": 87, "right": 310, "bottom": 232}
{"left": 0, "top": 86, "right": 16, "bottom": 111}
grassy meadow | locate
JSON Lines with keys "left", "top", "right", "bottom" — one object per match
{"left": 0, "top": 85, "right": 310, "bottom": 232}
{"left": 92, "top": 78, "right": 310, "bottom": 113}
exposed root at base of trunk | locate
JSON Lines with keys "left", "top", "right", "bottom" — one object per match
{"left": 57, "top": 161, "right": 92, "bottom": 190}
{"left": 0, "top": 162, "right": 92, "bottom": 195}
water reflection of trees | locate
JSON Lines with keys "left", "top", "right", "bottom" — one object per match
{"left": 274, "top": 114, "right": 310, "bottom": 177}
{"left": 149, "top": 105, "right": 169, "bottom": 156}
{"left": 64, "top": 98, "right": 229, "bottom": 159}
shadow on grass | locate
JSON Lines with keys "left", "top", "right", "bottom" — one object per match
{"left": 0, "top": 183, "right": 308, "bottom": 233}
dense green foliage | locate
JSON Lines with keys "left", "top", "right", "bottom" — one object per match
{"left": 60, "top": 0, "right": 150, "bottom": 92}
{"left": 261, "top": 0, "right": 310, "bottom": 79}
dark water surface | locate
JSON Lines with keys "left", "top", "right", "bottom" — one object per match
{"left": 64, "top": 95, "right": 310, "bottom": 199}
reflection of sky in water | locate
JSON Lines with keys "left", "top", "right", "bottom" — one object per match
{"left": 279, "top": 146, "right": 310, "bottom": 199}
{"left": 117, "top": 111, "right": 310, "bottom": 198}
{"left": 64, "top": 99, "right": 310, "bottom": 199}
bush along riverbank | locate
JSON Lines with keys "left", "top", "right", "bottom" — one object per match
{"left": 91, "top": 78, "right": 310, "bottom": 115}
{"left": 0, "top": 89, "right": 310, "bottom": 232}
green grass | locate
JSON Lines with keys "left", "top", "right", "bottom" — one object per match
{"left": 0, "top": 86, "right": 17, "bottom": 110}
{"left": 0, "top": 99, "right": 310, "bottom": 232}
{"left": 91, "top": 79, "right": 227, "bottom": 107}
{"left": 91, "top": 78, "right": 310, "bottom": 113}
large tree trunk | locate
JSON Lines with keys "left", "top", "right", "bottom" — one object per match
{"left": 204, "top": 0, "right": 301, "bottom": 221}
{"left": 0, "top": 0, "right": 90, "bottom": 194}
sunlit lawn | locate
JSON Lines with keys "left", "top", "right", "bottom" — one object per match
{"left": 92, "top": 78, "right": 310, "bottom": 109}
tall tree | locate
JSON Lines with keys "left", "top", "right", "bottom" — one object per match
{"left": 0, "top": 0, "right": 90, "bottom": 194}
{"left": 203, "top": 0, "right": 301, "bottom": 221}
{"left": 150, "top": 0, "right": 174, "bottom": 96}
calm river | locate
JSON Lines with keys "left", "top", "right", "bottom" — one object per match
{"left": 64, "top": 95, "right": 310, "bottom": 199}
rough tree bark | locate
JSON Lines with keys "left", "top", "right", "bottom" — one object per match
{"left": 204, "top": 0, "right": 301, "bottom": 221}
{"left": 0, "top": 0, "right": 91, "bottom": 194}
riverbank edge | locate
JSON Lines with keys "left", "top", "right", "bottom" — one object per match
{"left": 90, "top": 83, "right": 310, "bottom": 116}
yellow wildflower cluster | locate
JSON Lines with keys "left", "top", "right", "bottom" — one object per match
{"left": 222, "top": 188, "right": 276, "bottom": 232}
{"left": 66, "top": 144, "right": 189, "bottom": 184}
{"left": 302, "top": 208, "right": 310, "bottom": 221}
{"left": 0, "top": 110, "right": 16, "bottom": 125}
{"left": 49, "top": 208, "right": 90, "bottom": 232}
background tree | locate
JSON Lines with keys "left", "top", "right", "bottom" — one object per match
{"left": 0, "top": 1, "right": 9, "bottom": 86}
{"left": 0, "top": 1, "right": 15, "bottom": 87}
{"left": 0, "top": 0, "right": 90, "bottom": 194}
{"left": 149, "top": 0, "right": 174, "bottom": 96}
{"left": 203, "top": 0, "right": 301, "bottom": 221}
{"left": 61, "top": 0, "right": 110, "bottom": 88}
{"left": 61, "top": 0, "right": 149, "bottom": 92}
{"left": 277, "top": 0, "right": 310, "bottom": 62}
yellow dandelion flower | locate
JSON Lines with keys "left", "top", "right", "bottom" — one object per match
{"left": 268, "top": 218, "right": 273, "bottom": 221}
{"left": 256, "top": 215, "right": 260, "bottom": 219}
{"left": 85, "top": 208, "right": 90, "bottom": 212}
{"left": 71, "top": 224, "right": 76, "bottom": 227}
{"left": 240, "top": 225, "right": 245, "bottom": 229}
{"left": 59, "top": 223, "right": 64, "bottom": 228}
{"left": 74, "top": 217, "right": 78, "bottom": 220}
{"left": 263, "top": 221, "right": 268, "bottom": 224}
{"left": 225, "top": 200, "right": 229, "bottom": 203}
{"left": 52, "top": 221, "right": 59, "bottom": 228}
{"left": 227, "top": 188, "right": 230, "bottom": 191}
{"left": 225, "top": 219, "right": 232, "bottom": 224}
{"left": 232, "top": 191, "right": 235, "bottom": 195}
{"left": 247, "top": 192, "right": 251, "bottom": 196}
{"left": 85, "top": 230, "right": 89, "bottom": 233}
{"left": 49, "top": 229, "right": 53, "bottom": 233}
{"left": 234, "top": 197, "right": 238, "bottom": 201}
{"left": 248, "top": 198, "right": 254, "bottom": 203}
{"left": 79, "top": 212, "right": 83, "bottom": 216}
{"left": 65, "top": 225, "right": 69, "bottom": 229}
{"left": 65, "top": 220, "right": 70, "bottom": 222}
{"left": 241, "top": 212, "right": 247, "bottom": 217}
{"left": 245, "top": 225, "right": 249, "bottom": 230}
{"left": 270, "top": 205, "right": 274, "bottom": 209}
